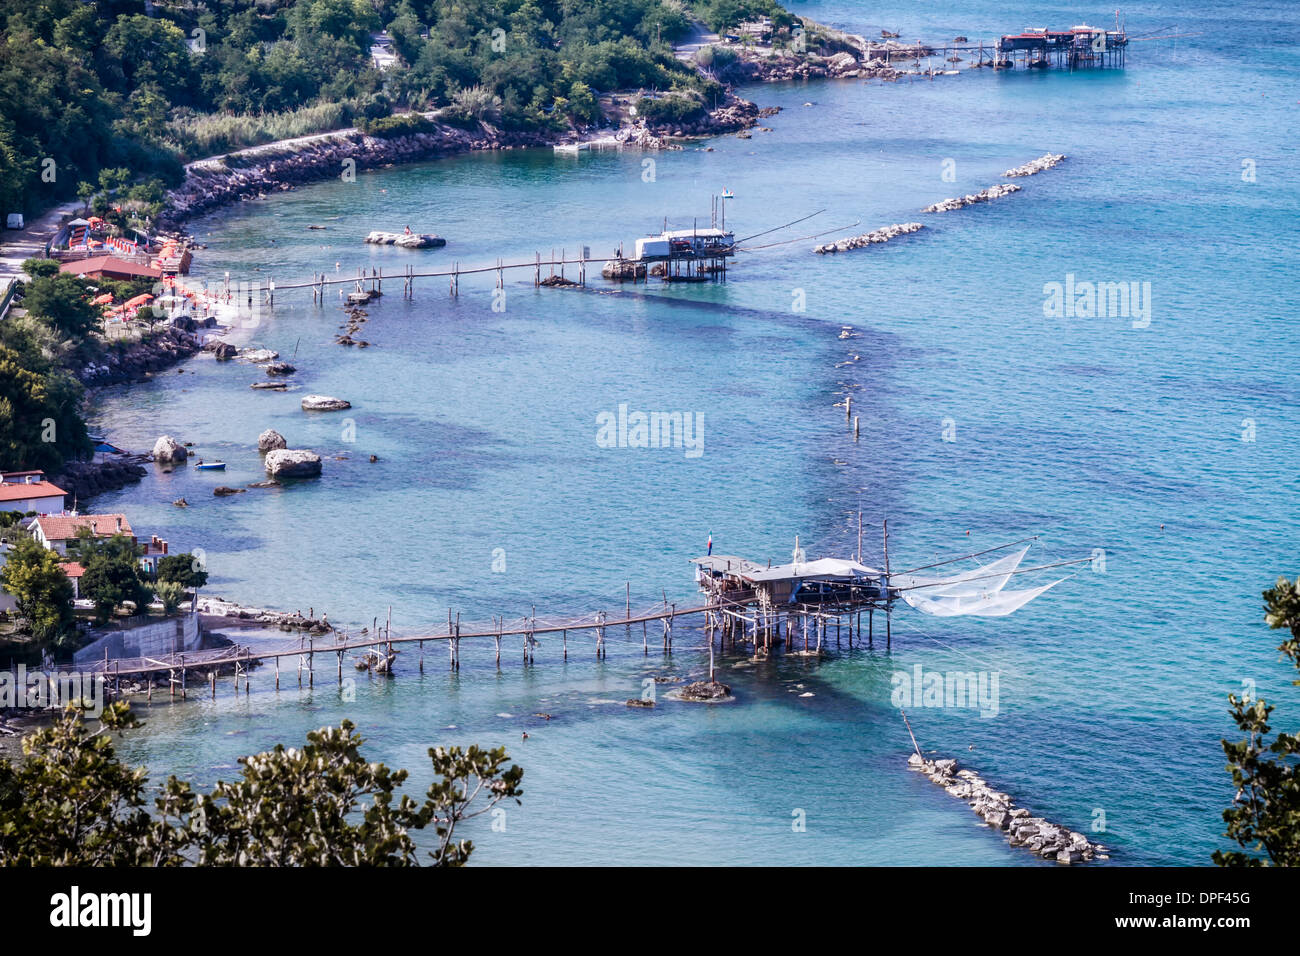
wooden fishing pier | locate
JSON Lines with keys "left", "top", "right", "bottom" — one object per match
{"left": 83, "top": 588, "right": 896, "bottom": 701}
{"left": 77, "top": 527, "right": 1091, "bottom": 702}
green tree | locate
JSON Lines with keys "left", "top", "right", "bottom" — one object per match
{"left": 20, "top": 258, "right": 60, "bottom": 279}
{"left": 566, "top": 81, "right": 599, "bottom": 124}
{"left": 20, "top": 273, "right": 99, "bottom": 342}
{"left": 75, "top": 532, "right": 152, "bottom": 623}
{"left": 1215, "top": 575, "right": 1300, "bottom": 866}
{"left": 0, "top": 535, "right": 76, "bottom": 646}
{"left": 0, "top": 344, "right": 76, "bottom": 473}
{"left": 154, "top": 579, "right": 186, "bottom": 614}
{"left": 0, "top": 709, "right": 524, "bottom": 867}
{"left": 157, "top": 552, "right": 208, "bottom": 589}
{"left": 0, "top": 704, "right": 196, "bottom": 866}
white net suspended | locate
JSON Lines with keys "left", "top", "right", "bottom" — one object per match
{"left": 900, "top": 577, "right": 1066, "bottom": 617}
{"left": 893, "top": 545, "right": 1067, "bottom": 617}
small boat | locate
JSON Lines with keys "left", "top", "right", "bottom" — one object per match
{"left": 195, "top": 460, "right": 227, "bottom": 471}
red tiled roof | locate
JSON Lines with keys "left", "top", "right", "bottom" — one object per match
{"left": 61, "top": 561, "right": 86, "bottom": 578}
{"left": 59, "top": 256, "right": 163, "bottom": 280}
{"left": 33, "top": 513, "right": 133, "bottom": 541}
{"left": 0, "top": 480, "right": 66, "bottom": 503}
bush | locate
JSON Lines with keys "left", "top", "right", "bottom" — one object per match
{"left": 634, "top": 93, "right": 705, "bottom": 125}
{"left": 21, "top": 259, "right": 61, "bottom": 279}
{"left": 155, "top": 580, "right": 186, "bottom": 614}
{"left": 166, "top": 102, "right": 355, "bottom": 158}
{"left": 358, "top": 113, "right": 436, "bottom": 138}
{"left": 445, "top": 86, "right": 502, "bottom": 126}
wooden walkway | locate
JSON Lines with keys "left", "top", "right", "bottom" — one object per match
{"left": 83, "top": 582, "right": 904, "bottom": 704}
{"left": 251, "top": 249, "right": 640, "bottom": 307}
{"left": 88, "top": 597, "right": 736, "bottom": 695}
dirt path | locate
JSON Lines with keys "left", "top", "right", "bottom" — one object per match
{"left": 674, "top": 20, "right": 720, "bottom": 64}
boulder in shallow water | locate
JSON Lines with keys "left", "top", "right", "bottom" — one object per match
{"left": 678, "top": 680, "right": 732, "bottom": 701}
{"left": 152, "top": 435, "right": 188, "bottom": 462}
{"left": 264, "top": 448, "right": 322, "bottom": 479}
{"left": 257, "top": 428, "right": 287, "bottom": 452}
{"left": 364, "top": 230, "right": 446, "bottom": 249}
{"left": 301, "top": 394, "right": 351, "bottom": 411}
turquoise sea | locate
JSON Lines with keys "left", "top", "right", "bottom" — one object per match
{"left": 84, "top": 1, "right": 1298, "bottom": 864}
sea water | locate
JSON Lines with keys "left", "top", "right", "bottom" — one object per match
{"left": 85, "top": 1, "right": 1299, "bottom": 865}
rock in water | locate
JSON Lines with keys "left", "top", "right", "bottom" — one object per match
{"left": 679, "top": 680, "right": 732, "bottom": 701}
{"left": 265, "top": 361, "right": 296, "bottom": 376}
{"left": 210, "top": 342, "right": 237, "bottom": 360}
{"left": 264, "top": 449, "right": 323, "bottom": 479}
{"left": 364, "top": 230, "right": 447, "bottom": 249}
{"left": 213, "top": 486, "right": 245, "bottom": 496}
{"left": 257, "top": 428, "right": 287, "bottom": 452}
{"left": 301, "top": 394, "right": 351, "bottom": 411}
{"left": 152, "top": 435, "right": 188, "bottom": 462}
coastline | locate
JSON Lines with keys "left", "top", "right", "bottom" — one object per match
{"left": 159, "top": 100, "right": 763, "bottom": 232}
{"left": 156, "top": 18, "right": 933, "bottom": 232}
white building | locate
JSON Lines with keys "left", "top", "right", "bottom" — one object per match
{"left": 28, "top": 513, "right": 134, "bottom": 556}
{"left": 0, "top": 471, "right": 67, "bottom": 514}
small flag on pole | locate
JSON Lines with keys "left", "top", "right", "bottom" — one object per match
{"left": 707, "top": 531, "right": 713, "bottom": 555}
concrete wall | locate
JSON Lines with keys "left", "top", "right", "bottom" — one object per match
{"left": 0, "top": 545, "right": 15, "bottom": 612}
{"left": 74, "top": 611, "right": 201, "bottom": 665}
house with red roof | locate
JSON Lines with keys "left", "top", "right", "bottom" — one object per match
{"left": 28, "top": 513, "right": 133, "bottom": 556}
{"left": 59, "top": 256, "right": 162, "bottom": 282}
{"left": 61, "top": 560, "right": 86, "bottom": 600}
{"left": 0, "top": 471, "right": 67, "bottom": 514}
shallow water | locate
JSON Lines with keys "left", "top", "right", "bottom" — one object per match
{"left": 85, "top": 0, "right": 1299, "bottom": 865}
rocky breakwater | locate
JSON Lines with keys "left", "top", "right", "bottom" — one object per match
{"left": 77, "top": 328, "right": 202, "bottom": 386}
{"left": 923, "top": 183, "right": 1021, "bottom": 213}
{"left": 1004, "top": 153, "right": 1066, "bottom": 178}
{"left": 815, "top": 221, "right": 923, "bottom": 254}
{"left": 264, "top": 448, "right": 322, "bottom": 479}
{"left": 909, "top": 754, "right": 1109, "bottom": 864}
{"left": 197, "top": 596, "right": 332, "bottom": 633}
{"left": 722, "top": 45, "right": 926, "bottom": 84}
{"left": 633, "top": 96, "right": 766, "bottom": 142}
{"left": 162, "top": 124, "right": 559, "bottom": 229}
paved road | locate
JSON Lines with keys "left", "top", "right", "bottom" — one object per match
{"left": 0, "top": 200, "right": 80, "bottom": 289}
{"left": 674, "top": 20, "right": 721, "bottom": 63}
